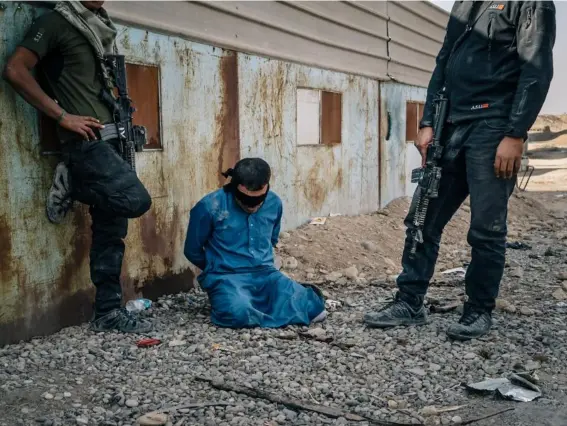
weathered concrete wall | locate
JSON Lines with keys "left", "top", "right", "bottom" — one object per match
{"left": 0, "top": 3, "right": 239, "bottom": 346}
{"left": 238, "top": 55, "right": 380, "bottom": 230}
{"left": 379, "top": 82, "right": 427, "bottom": 207}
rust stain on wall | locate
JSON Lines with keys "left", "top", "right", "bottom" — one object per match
{"left": 57, "top": 205, "right": 92, "bottom": 294}
{"left": 0, "top": 203, "right": 94, "bottom": 347}
{"left": 139, "top": 207, "right": 171, "bottom": 257}
{"left": 256, "top": 62, "right": 287, "bottom": 145}
{"left": 215, "top": 51, "right": 240, "bottom": 186}
{"left": 0, "top": 288, "right": 94, "bottom": 347}
{"left": 302, "top": 150, "right": 342, "bottom": 212}
{"left": 0, "top": 215, "right": 14, "bottom": 284}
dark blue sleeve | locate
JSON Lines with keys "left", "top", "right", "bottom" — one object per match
{"left": 184, "top": 201, "right": 213, "bottom": 270}
{"left": 271, "top": 200, "right": 283, "bottom": 248}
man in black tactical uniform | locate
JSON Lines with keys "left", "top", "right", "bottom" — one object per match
{"left": 364, "top": 1, "right": 556, "bottom": 340}
{"left": 3, "top": 1, "right": 153, "bottom": 333}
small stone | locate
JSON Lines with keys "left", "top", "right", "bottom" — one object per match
{"left": 283, "top": 257, "right": 298, "bottom": 270}
{"left": 409, "top": 367, "right": 427, "bottom": 377}
{"left": 279, "top": 232, "right": 290, "bottom": 240}
{"left": 343, "top": 266, "right": 359, "bottom": 279}
{"left": 282, "top": 408, "right": 297, "bottom": 421}
{"left": 563, "top": 281, "right": 567, "bottom": 291}
{"left": 429, "top": 363, "right": 441, "bottom": 371}
{"left": 75, "top": 417, "right": 89, "bottom": 425}
{"left": 504, "top": 304, "right": 517, "bottom": 314}
{"left": 552, "top": 289, "right": 567, "bottom": 301}
{"left": 495, "top": 299, "right": 516, "bottom": 313}
{"left": 325, "top": 271, "right": 343, "bottom": 282}
{"left": 125, "top": 399, "right": 139, "bottom": 408}
{"left": 168, "top": 340, "right": 187, "bottom": 347}
{"left": 137, "top": 412, "right": 168, "bottom": 425}
{"left": 63, "top": 392, "right": 72, "bottom": 398}
{"left": 509, "top": 267, "right": 524, "bottom": 278}
{"left": 464, "top": 352, "right": 476, "bottom": 360}
{"left": 451, "top": 416, "right": 462, "bottom": 424}
{"left": 382, "top": 257, "right": 398, "bottom": 269}
{"left": 43, "top": 393, "right": 54, "bottom": 400}
{"left": 520, "top": 307, "right": 534, "bottom": 316}
{"left": 420, "top": 406, "right": 438, "bottom": 416}
{"left": 274, "top": 256, "right": 283, "bottom": 270}
{"left": 388, "top": 400, "right": 398, "bottom": 409}
{"left": 525, "top": 360, "right": 541, "bottom": 371}
{"left": 361, "top": 241, "right": 378, "bottom": 252}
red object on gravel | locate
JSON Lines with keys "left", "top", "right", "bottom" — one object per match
{"left": 136, "top": 338, "right": 161, "bottom": 348}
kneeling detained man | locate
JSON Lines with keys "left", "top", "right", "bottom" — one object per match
{"left": 184, "top": 158, "right": 327, "bottom": 328}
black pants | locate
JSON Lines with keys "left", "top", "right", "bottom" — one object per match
{"left": 61, "top": 139, "right": 151, "bottom": 314}
{"left": 397, "top": 117, "right": 516, "bottom": 312}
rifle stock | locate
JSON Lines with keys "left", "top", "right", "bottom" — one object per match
{"left": 408, "top": 88, "right": 449, "bottom": 256}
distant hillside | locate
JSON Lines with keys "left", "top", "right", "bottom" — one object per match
{"left": 531, "top": 114, "right": 567, "bottom": 132}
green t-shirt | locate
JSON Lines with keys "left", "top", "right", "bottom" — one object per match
{"left": 19, "top": 11, "right": 113, "bottom": 140}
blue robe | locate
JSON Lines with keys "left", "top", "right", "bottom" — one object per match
{"left": 184, "top": 188, "right": 325, "bottom": 328}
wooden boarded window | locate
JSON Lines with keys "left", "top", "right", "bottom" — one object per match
{"left": 124, "top": 63, "right": 162, "bottom": 150}
{"left": 297, "top": 88, "right": 342, "bottom": 146}
{"left": 406, "top": 101, "right": 425, "bottom": 142}
{"left": 39, "top": 62, "right": 162, "bottom": 153}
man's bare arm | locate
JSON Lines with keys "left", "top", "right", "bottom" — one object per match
{"left": 2, "top": 46, "right": 104, "bottom": 140}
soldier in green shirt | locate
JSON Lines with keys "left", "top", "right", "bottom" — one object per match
{"left": 2, "top": 1, "right": 153, "bottom": 334}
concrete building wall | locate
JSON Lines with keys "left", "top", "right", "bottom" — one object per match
{"left": 238, "top": 55, "right": 380, "bottom": 230}
{"left": 380, "top": 82, "right": 428, "bottom": 207}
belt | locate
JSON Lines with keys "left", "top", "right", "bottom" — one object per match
{"left": 98, "top": 123, "right": 119, "bottom": 141}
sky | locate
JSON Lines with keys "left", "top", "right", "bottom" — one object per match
{"left": 429, "top": 0, "right": 566, "bottom": 115}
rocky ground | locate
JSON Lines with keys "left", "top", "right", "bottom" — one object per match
{"left": 2, "top": 140, "right": 567, "bottom": 426}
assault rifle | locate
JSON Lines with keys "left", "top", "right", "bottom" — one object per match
{"left": 408, "top": 88, "right": 449, "bottom": 257}
{"left": 100, "top": 54, "right": 147, "bottom": 173}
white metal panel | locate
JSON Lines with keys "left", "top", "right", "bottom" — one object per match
{"left": 380, "top": 82, "right": 427, "bottom": 207}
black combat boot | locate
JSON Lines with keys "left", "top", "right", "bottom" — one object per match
{"left": 364, "top": 293, "right": 427, "bottom": 328}
{"left": 90, "top": 308, "right": 153, "bottom": 334}
{"left": 446, "top": 305, "right": 492, "bottom": 341}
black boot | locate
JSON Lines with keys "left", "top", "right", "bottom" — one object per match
{"left": 446, "top": 305, "right": 492, "bottom": 341}
{"left": 90, "top": 308, "right": 153, "bottom": 334}
{"left": 364, "top": 293, "right": 427, "bottom": 328}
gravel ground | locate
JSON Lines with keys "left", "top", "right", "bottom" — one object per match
{"left": 2, "top": 194, "right": 567, "bottom": 426}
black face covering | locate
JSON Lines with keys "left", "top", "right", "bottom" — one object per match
{"left": 222, "top": 168, "right": 269, "bottom": 208}
{"left": 234, "top": 184, "right": 270, "bottom": 207}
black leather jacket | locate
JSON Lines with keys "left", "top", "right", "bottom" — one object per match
{"left": 420, "top": 1, "right": 556, "bottom": 139}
